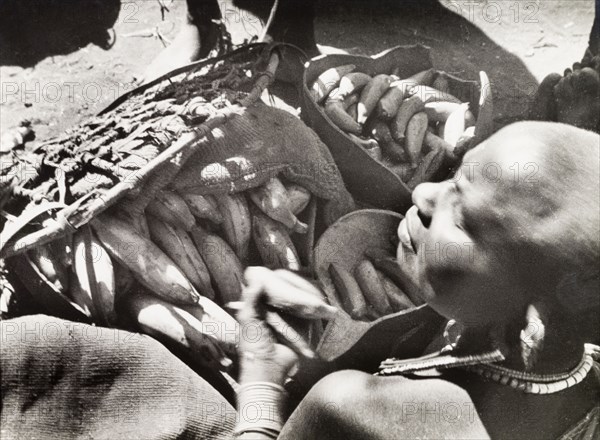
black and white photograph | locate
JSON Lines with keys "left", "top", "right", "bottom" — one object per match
{"left": 1, "top": 1, "right": 599, "bottom": 438}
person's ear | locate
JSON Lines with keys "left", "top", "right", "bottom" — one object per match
{"left": 519, "top": 302, "right": 547, "bottom": 371}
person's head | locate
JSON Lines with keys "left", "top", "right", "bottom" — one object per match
{"left": 398, "top": 121, "right": 599, "bottom": 330}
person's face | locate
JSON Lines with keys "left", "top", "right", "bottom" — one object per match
{"left": 397, "top": 134, "right": 553, "bottom": 327}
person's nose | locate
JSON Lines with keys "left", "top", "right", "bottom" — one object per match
{"left": 411, "top": 182, "right": 443, "bottom": 220}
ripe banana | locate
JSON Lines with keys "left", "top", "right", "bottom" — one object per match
{"left": 252, "top": 209, "right": 302, "bottom": 271}
{"left": 249, "top": 177, "right": 308, "bottom": 234}
{"left": 180, "top": 193, "right": 223, "bottom": 225}
{"left": 71, "top": 227, "right": 117, "bottom": 326}
{"left": 354, "top": 260, "right": 394, "bottom": 317}
{"left": 284, "top": 183, "right": 311, "bottom": 215}
{"left": 91, "top": 214, "right": 200, "bottom": 305}
{"left": 328, "top": 262, "right": 371, "bottom": 321}
{"left": 215, "top": 193, "right": 251, "bottom": 262}
{"left": 376, "top": 269, "right": 415, "bottom": 312}
{"left": 190, "top": 227, "right": 244, "bottom": 304}
{"left": 125, "top": 289, "right": 235, "bottom": 371}
{"left": 146, "top": 215, "right": 215, "bottom": 300}
{"left": 146, "top": 190, "right": 196, "bottom": 231}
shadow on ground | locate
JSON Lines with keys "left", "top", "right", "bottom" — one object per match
{"left": 0, "top": 0, "right": 121, "bottom": 67}
{"left": 317, "top": 0, "right": 541, "bottom": 126}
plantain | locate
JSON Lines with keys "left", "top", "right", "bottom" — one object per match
{"left": 405, "top": 112, "right": 428, "bottom": 166}
{"left": 357, "top": 74, "right": 393, "bottom": 124}
{"left": 249, "top": 177, "right": 308, "bottom": 234}
{"left": 390, "top": 95, "right": 425, "bottom": 143}
{"left": 284, "top": 183, "right": 311, "bottom": 215}
{"left": 91, "top": 214, "right": 200, "bottom": 305}
{"left": 251, "top": 209, "right": 302, "bottom": 271}
{"left": 125, "top": 289, "right": 236, "bottom": 371}
{"left": 311, "top": 64, "right": 356, "bottom": 103}
{"left": 180, "top": 193, "right": 223, "bottom": 225}
{"left": 71, "top": 226, "right": 117, "bottom": 326}
{"left": 336, "top": 72, "right": 373, "bottom": 99}
{"left": 215, "top": 193, "right": 251, "bottom": 262}
{"left": 354, "top": 260, "right": 394, "bottom": 317}
{"left": 370, "top": 120, "right": 407, "bottom": 163}
{"left": 190, "top": 226, "right": 244, "bottom": 304}
{"left": 324, "top": 100, "right": 362, "bottom": 134}
{"left": 147, "top": 215, "right": 215, "bottom": 300}
{"left": 146, "top": 190, "right": 196, "bottom": 231}
{"left": 365, "top": 248, "right": 425, "bottom": 306}
{"left": 27, "top": 243, "right": 69, "bottom": 293}
{"left": 328, "top": 262, "right": 371, "bottom": 321}
{"left": 376, "top": 269, "right": 415, "bottom": 312}
{"left": 443, "top": 103, "right": 469, "bottom": 147}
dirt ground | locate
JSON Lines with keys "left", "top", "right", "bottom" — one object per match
{"left": 0, "top": 0, "right": 595, "bottom": 146}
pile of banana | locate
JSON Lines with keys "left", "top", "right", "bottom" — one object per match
{"left": 9, "top": 175, "right": 314, "bottom": 369}
{"left": 310, "top": 65, "right": 491, "bottom": 189}
{"left": 328, "top": 248, "right": 424, "bottom": 322}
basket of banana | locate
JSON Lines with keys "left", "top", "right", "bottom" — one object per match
{"left": 313, "top": 209, "right": 444, "bottom": 368}
{"left": 301, "top": 44, "right": 494, "bottom": 214}
{"left": 0, "top": 43, "right": 355, "bottom": 374}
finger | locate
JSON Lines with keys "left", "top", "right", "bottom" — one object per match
{"left": 238, "top": 282, "right": 264, "bottom": 324}
{"left": 273, "top": 269, "right": 327, "bottom": 300}
{"left": 246, "top": 266, "right": 338, "bottom": 320}
{"left": 266, "top": 311, "right": 315, "bottom": 359}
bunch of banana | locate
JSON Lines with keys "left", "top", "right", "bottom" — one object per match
{"left": 8, "top": 174, "right": 316, "bottom": 372}
{"left": 311, "top": 65, "right": 492, "bottom": 189}
{"left": 329, "top": 249, "right": 425, "bottom": 322}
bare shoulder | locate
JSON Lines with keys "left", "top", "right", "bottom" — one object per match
{"left": 282, "top": 370, "right": 490, "bottom": 440}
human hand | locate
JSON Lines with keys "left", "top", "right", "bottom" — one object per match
{"left": 236, "top": 267, "right": 338, "bottom": 385}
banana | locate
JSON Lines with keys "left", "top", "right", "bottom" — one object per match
{"left": 180, "top": 193, "right": 223, "bottom": 225}
{"left": 365, "top": 248, "right": 425, "bottom": 306}
{"left": 215, "top": 193, "right": 251, "bottom": 262}
{"left": 147, "top": 215, "right": 215, "bottom": 300}
{"left": 324, "top": 100, "right": 362, "bottom": 134}
{"left": 354, "top": 260, "right": 393, "bottom": 317}
{"left": 190, "top": 227, "right": 244, "bottom": 304}
{"left": 311, "top": 64, "right": 356, "bottom": 103}
{"left": 249, "top": 177, "right": 308, "bottom": 234}
{"left": 116, "top": 209, "right": 151, "bottom": 239}
{"left": 336, "top": 72, "right": 373, "bottom": 100}
{"left": 114, "top": 261, "right": 135, "bottom": 297}
{"left": 328, "top": 262, "right": 371, "bottom": 321}
{"left": 146, "top": 190, "right": 196, "bottom": 231}
{"left": 72, "top": 226, "right": 117, "bottom": 326}
{"left": 358, "top": 74, "right": 393, "bottom": 124}
{"left": 443, "top": 103, "right": 469, "bottom": 147}
{"left": 27, "top": 243, "right": 69, "bottom": 293}
{"left": 370, "top": 121, "right": 407, "bottom": 162}
{"left": 91, "top": 214, "right": 200, "bottom": 305}
{"left": 376, "top": 269, "right": 415, "bottom": 312}
{"left": 405, "top": 112, "right": 428, "bottom": 166}
{"left": 251, "top": 209, "right": 302, "bottom": 271}
{"left": 125, "top": 289, "right": 235, "bottom": 371}
{"left": 284, "top": 183, "right": 311, "bottom": 215}
{"left": 391, "top": 95, "right": 425, "bottom": 143}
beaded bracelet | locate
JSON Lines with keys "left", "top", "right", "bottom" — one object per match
{"left": 234, "top": 381, "right": 286, "bottom": 438}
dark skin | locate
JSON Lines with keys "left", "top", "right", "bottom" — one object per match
{"left": 238, "top": 122, "right": 600, "bottom": 439}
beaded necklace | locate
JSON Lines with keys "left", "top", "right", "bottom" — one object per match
{"left": 461, "top": 343, "right": 598, "bottom": 394}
